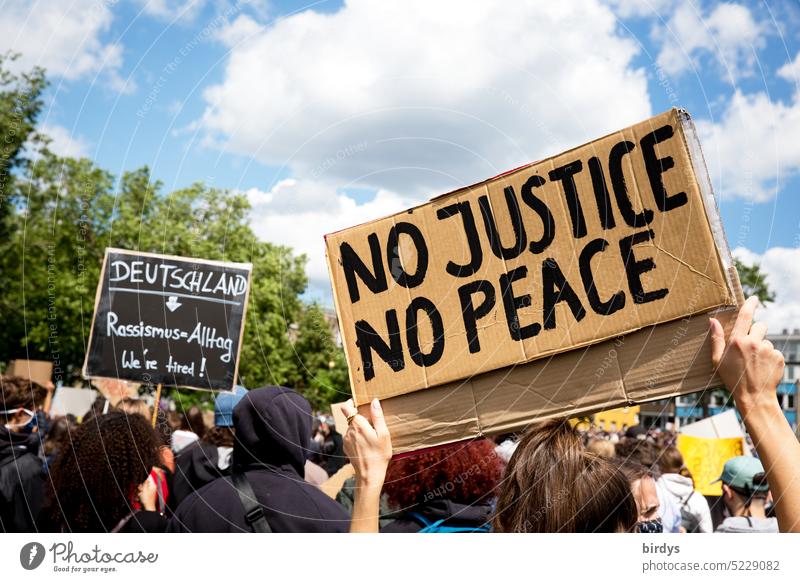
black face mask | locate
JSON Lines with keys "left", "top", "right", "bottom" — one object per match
{"left": 637, "top": 518, "right": 664, "bottom": 533}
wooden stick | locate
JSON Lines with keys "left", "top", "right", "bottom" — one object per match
{"left": 151, "top": 383, "right": 162, "bottom": 428}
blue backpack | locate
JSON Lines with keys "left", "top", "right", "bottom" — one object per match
{"left": 409, "top": 511, "right": 491, "bottom": 533}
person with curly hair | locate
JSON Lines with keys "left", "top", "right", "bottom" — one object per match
{"left": 381, "top": 438, "right": 503, "bottom": 532}
{"left": 42, "top": 411, "right": 167, "bottom": 532}
{"left": 0, "top": 376, "right": 48, "bottom": 532}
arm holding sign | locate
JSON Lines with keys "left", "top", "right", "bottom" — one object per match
{"left": 710, "top": 296, "right": 800, "bottom": 533}
{"left": 341, "top": 399, "right": 392, "bottom": 533}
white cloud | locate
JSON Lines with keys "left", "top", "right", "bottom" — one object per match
{"left": 733, "top": 247, "right": 800, "bottom": 334}
{"left": 214, "top": 14, "right": 264, "bottom": 46}
{"left": 137, "top": 0, "right": 208, "bottom": 21}
{"left": 39, "top": 123, "right": 91, "bottom": 158}
{"left": 605, "top": 0, "right": 676, "bottom": 19}
{"left": 778, "top": 51, "right": 800, "bottom": 84}
{"left": 696, "top": 89, "right": 800, "bottom": 201}
{"left": 246, "top": 179, "right": 415, "bottom": 292}
{"left": 655, "top": 2, "right": 764, "bottom": 81}
{"left": 200, "top": 0, "right": 652, "bottom": 196}
{"left": 0, "top": 0, "right": 125, "bottom": 86}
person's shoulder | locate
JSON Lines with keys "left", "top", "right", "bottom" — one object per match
{"left": 176, "top": 440, "right": 215, "bottom": 462}
{"left": 175, "top": 476, "right": 231, "bottom": 514}
{"left": 291, "top": 476, "right": 350, "bottom": 527}
{"left": 715, "top": 516, "right": 778, "bottom": 533}
{"left": 1, "top": 450, "right": 44, "bottom": 480}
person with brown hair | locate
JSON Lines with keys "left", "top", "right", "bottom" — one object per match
{"left": 0, "top": 376, "right": 48, "bottom": 531}
{"left": 171, "top": 405, "right": 207, "bottom": 454}
{"left": 614, "top": 459, "right": 662, "bottom": 533}
{"left": 493, "top": 419, "right": 638, "bottom": 533}
{"left": 658, "top": 445, "right": 712, "bottom": 533}
{"left": 615, "top": 437, "right": 681, "bottom": 532}
{"left": 586, "top": 437, "right": 615, "bottom": 459}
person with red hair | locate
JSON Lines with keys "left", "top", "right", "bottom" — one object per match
{"left": 380, "top": 438, "right": 504, "bottom": 532}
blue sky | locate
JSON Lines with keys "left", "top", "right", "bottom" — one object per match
{"left": 5, "top": 0, "right": 800, "bottom": 327}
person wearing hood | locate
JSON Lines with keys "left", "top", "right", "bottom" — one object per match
{"left": 170, "top": 385, "right": 247, "bottom": 508}
{"left": 379, "top": 438, "right": 503, "bottom": 533}
{"left": 0, "top": 376, "right": 47, "bottom": 532}
{"left": 168, "top": 386, "right": 349, "bottom": 532}
{"left": 657, "top": 446, "right": 712, "bottom": 533}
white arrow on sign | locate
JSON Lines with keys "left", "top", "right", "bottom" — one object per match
{"left": 165, "top": 296, "right": 182, "bottom": 312}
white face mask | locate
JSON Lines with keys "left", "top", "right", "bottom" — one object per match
{"left": 2, "top": 408, "right": 35, "bottom": 429}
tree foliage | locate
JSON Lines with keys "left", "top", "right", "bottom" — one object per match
{"left": 0, "top": 53, "right": 47, "bottom": 240}
{"left": 734, "top": 258, "right": 775, "bottom": 304}
{"left": 287, "top": 303, "right": 351, "bottom": 410}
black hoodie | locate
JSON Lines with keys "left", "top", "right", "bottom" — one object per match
{"left": 168, "top": 387, "right": 349, "bottom": 532}
{"left": 170, "top": 441, "right": 228, "bottom": 510}
{"left": 0, "top": 426, "right": 45, "bottom": 532}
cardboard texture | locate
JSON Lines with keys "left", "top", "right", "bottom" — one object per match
{"left": 330, "top": 401, "right": 350, "bottom": 436}
{"left": 6, "top": 360, "right": 53, "bottom": 387}
{"left": 50, "top": 387, "right": 98, "bottom": 418}
{"left": 326, "top": 108, "right": 741, "bottom": 453}
{"left": 681, "top": 409, "right": 744, "bottom": 439}
{"left": 379, "top": 308, "right": 736, "bottom": 452}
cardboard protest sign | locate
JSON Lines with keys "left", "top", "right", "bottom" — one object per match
{"left": 330, "top": 401, "right": 350, "bottom": 436}
{"left": 326, "top": 108, "right": 741, "bottom": 452}
{"left": 6, "top": 359, "right": 53, "bottom": 387}
{"left": 680, "top": 409, "right": 745, "bottom": 440}
{"left": 50, "top": 388, "right": 98, "bottom": 418}
{"left": 83, "top": 249, "right": 252, "bottom": 391}
{"left": 677, "top": 433, "right": 744, "bottom": 496}
{"left": 327, "top": 109, "right": 737, "bottom": 403}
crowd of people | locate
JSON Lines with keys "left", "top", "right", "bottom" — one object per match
{"left": 1, "top": 297, "right": 798, "bottom": 533}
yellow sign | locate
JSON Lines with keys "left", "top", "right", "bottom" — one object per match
{"left": 593, "top": 406, "right": 639, "bottom": 432}
{"left": 677, "top": 433, "right": 744, "bottom": 496}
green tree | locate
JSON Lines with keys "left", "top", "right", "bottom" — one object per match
{"left": 289, "top": 303, "right": 351, "bottom": 410}
{"left": 734, "top": 258, "right": 775, "bottom": 304}
{"left": 0, "top": 53, "right": 47, "bottom": 240}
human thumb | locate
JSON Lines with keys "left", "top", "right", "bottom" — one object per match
{"left": 709, "top": 317, "right": 725, "bottom": 366}
{"left": 370, "top": 399, "right": 388, "bottom": 435}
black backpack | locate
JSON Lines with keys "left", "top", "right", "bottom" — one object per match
{"left": 231, "top": 472, "right": 272, "bottom": 533}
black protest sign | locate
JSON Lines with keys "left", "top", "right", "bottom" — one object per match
{"left": 83, "top": 249, "right": 252, "bottom": 391}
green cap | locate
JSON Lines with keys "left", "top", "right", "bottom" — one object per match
{"left": 712, "top": 456, "right": 769, "bottom": 492}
